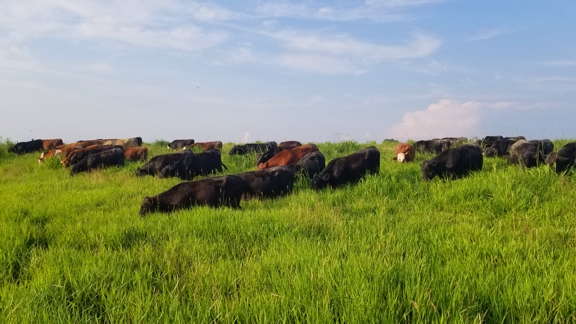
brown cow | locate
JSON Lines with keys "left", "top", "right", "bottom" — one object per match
{"left": 392, "top": 143, "right": 415, "bottom": 163}
{"left": 42, "top": 139, "right": 64, "bottom": 150}
{"left": 124, "top": 147, "right": 148, "bottom": 162}
{"left": 257, "top": 144, "right": 319, "bottom": 170}
{"left": 38, "top": 143, "right": 85, "bottom": 164}
{"left": 190, "top": 141, "right": 223, "bottom": 151}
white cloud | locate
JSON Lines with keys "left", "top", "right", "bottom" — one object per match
{"left": 262, "top": 30, "right": 440, "bottom": 73}
{"left": 241, "top": 131, "right": 250, "bottom": 143}
{"left": 466, "top": 27, "right": 511, "bottom": 42}
{"left": 255, "top": 0, "right": 444, "bottom": 21}
{"left": 274, "top": 53, "right": 365, "bottom": 74}
{"left": 539, "top": 60, "right": 576, "bottom": 67}
{"left": 389, "top": 99, "right": 482, "bottom": 140}
{"left": 268, "top": 31, "right": 440, "bottom": 61}
{"left": 387, "top": 99, "right": 559, "bottom": 141}
{"left": 0, "top": 0, "right": 231, "bottom": 55}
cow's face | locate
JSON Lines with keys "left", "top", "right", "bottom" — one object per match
{"left": 484, "top": 147, "right": 496, "bottom": 157}
{"left": 139, "top": 197, "right": 156, "bottom": 216}
{"left": 396, "top": 153, "right": 406, "bottom": 163}
{"left": 420, "top": 160, "right": 437, "bottom": 181}
{"left": 311, "top": 172, "right": 330, "bottom": 190}
{"left": 229, "top": 146, "right": 240, "bottom": 155}
{"left": 544, "top": 152, "right": 557, "bottom": 166}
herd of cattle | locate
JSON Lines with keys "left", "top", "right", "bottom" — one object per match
{"left": 6, "top": 135, "right": 576, "bottom": 216}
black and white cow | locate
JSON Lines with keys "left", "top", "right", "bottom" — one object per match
{"left": 167, "top": 139, "right": 195, "bottom": 150}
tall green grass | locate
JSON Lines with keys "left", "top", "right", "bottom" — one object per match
{"left": 1, "top": 139, "right": 575, "bottom": 322}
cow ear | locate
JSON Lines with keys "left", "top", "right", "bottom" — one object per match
{"left": 429, "top": 161, "right": 437, "bottom": 167}
{"left": 392, "top": 156, "right": 397, "bottom": 160}
{"left": 322, "top": 173, "right": 330, "bottom": 181}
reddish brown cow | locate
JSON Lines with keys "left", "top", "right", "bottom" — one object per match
{"left": 124, "top": 147, "right": 148, "bottom": 161}
{"left": 191, "top": 141, "right": 223, "bottom": 151}
{"left": 392, "top": 143, "right": 415, "bottom": 163}
{"left": 258, "top": 144, "right": 319, "bottom": 170}
{"left": 42, "top": 139, "right": 64, "bottom": 150}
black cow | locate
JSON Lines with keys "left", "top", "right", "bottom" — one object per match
{"left": 414, "top": 139, "right": 451, "bottom": 154}
{"left": 70, "top": 147, "right": 125, "bottom": 176}
{"left": 442, "top": 137, "right": 468, "bottom": 147}
{"left": 530, "top": 139, "right": 554, "bottom": 156}
{"left": 420, "top": 144, "right": 483, "bottom": 181}
{"left": 545, "top": 142, "right": 576, "bottom": 173}
{"left": 311, "top": 146, "right": 380, "bottom": 190}
{"left": 235, "top": 166, "right": 295, "bottom": 199}
{"left": 483, "top": 139, "right": 518, "bottom": 157}
{"left": 477, "top": 136, "right": 503, "bottom": 148}
{"left": 506, "top": 140, "right": 553, "bottom": 168}
{"left": 139, "top": 175, "right": 246, "bottom": 216}
{"left": 294, "top": 151, "right": 326, "bottom": 178}
{"left": 279, "top": 141, "right": 302, "bottom": 149}
{"left": 167, "top": 139, "right": 195, "bottom": 150}
{"left": 8, "top": 139, "right": 44, "bottom": 154}
{"left": 164, "top": 150, "right": 228, "bottom": 180}
{"left": 136, "top": 150, "right": 192, "bottom": 177}
{"left": 229, "top": 142, "right": 277, "bottom": 155}
{"left": 66, "top": 145, "right": 123, "bottom": 167}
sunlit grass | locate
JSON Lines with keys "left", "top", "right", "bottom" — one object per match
{"left": 0, "top": 139, "right": 575, "bottom": 322}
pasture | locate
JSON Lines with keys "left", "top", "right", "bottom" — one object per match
{"left": 1, "top": 138, "right": 576, "bottom": 323}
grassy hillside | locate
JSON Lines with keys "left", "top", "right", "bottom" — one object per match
{"left": 1, "top": 139, "right": 575, "bottom": 323}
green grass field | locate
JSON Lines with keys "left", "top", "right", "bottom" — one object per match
{"left": 1, "top": 139, "right": 576, "bottom": 323}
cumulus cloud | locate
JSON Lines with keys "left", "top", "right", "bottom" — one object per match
{"left": 389, "top": 99, "right": 482, "bottom": 140}
{"left": 387, "top": 99, "right": 558, "bottom": 141}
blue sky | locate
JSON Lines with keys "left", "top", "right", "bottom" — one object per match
{"left": 1, "top": 0, "right": 575, "bottom": 144}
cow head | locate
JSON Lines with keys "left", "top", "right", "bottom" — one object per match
{"left": 420, "top": 160, "right": 437, "bottom": 181}
{"left": 311, "top": 172, "right": 330, "bottom": 190}
{"left": 139, "top": 196, "right": 157, "bottom": 216}
{"left": 483, "top": 147, "right": 497, "bottom": 157}
{"left": 544, "top": 152, "right": 557, "bottom": 167}
{"left": 396, "top": 153, "right": 406, "bottom": 163}
{"left": 229, "top": 146, "right": 241, "bottom": 155}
